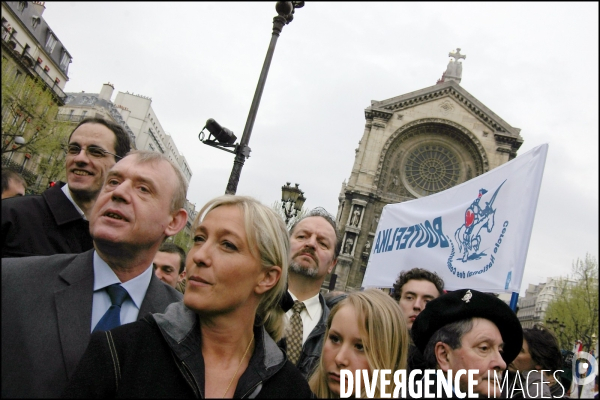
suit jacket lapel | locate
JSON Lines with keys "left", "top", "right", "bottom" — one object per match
{"left": 138, "top": 273, "right": 167, "bottom": 319}
{"left": 54, "top": 250, "right": 95, "bottom": 379}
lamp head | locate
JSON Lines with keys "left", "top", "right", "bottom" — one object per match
{"left": 205, "top": 118, "right": 237, "bottom": 144}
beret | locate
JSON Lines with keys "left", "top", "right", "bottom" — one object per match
{"left": 411, "top": 288, "right": 523, "bottom": 364}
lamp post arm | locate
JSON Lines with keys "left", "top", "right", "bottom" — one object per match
{"left": 225, "top": 14, "right": 289, "bottom": 195}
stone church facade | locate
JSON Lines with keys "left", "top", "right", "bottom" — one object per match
{"left": 329, "top": 50, "right": 524, "bottom": 292}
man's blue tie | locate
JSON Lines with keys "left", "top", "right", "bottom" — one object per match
{"left": 92, "top": 284, "right": 129, "bottom": 333}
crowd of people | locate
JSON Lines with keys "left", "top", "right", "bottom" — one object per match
{"left": 1, "top": 117, "right": 594, "bottom": 398}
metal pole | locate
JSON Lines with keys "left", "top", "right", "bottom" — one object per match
{"left": 509, "top": 292, "right": 519, "bottom": 312}
{"left": 225, "top": 10, "right": 291, "bottom": 195}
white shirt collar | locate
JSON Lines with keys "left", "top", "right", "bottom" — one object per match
{"left": 288, "top": 291, "right": 321, "bottom": 321}
{"left": 61, "top": 183, "right": 87, "bottom": 220}
{"left": 92, "top": 251, "right": 152, "bottom": 309}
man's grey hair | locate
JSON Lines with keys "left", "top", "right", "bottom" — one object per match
{"left": 127, "top": 150, "right": 188, "bottom": 212}
{"left": 423, "top": 319, "right": 474, "bottom": 368}
{"left": 289, "top": 207, "right": 342, "bottom": 259}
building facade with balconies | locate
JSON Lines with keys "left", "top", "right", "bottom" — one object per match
{"left": 1, "top": 1, "right": 70, "bottom": 104}
{"left": 2, "top": 1, "right": 73, "bottom": 192}
{"left": 517, "top": 277, "right": 577, "bottom": 329}
{"left": 59, "top": 83, "right": 138, "bottom": 147}
{"left": 112, "top": 91, "right": 193, "bottom": 186}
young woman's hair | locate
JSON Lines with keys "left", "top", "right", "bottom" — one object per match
{"left": 192, "top": 195, "right": 289, "bottom": 341}
{"left": 309, "top": 288, "right": 410, "bottom": 398}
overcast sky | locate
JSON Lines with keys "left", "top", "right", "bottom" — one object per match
{"left": 42, "top": 2, "right": 598, "bottom": 295}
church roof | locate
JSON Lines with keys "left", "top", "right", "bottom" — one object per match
{"left": 365, "top": 80, "right": 523, "bottom": 145}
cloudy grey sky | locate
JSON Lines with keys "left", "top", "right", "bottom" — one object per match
{"left": 42, "top": 2, "right": 598, "bottom": 295}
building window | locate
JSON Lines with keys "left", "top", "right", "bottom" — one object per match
{"left": 59, "top": 50, "right": 71, "bottom": 73}
{"left": 18, "top": 1, "right": 27, "bottom": 12}
{"left": 32, "top": 16, "right": 40, "bottom": 30}
{"left": 81, "top": 110, "right": 87, "bottom": 119}
{"left": 45, "top": 31, "right": 57, "bottom": 53}
{"left": 18, "top": 119, "right": 27, "bottom": 133}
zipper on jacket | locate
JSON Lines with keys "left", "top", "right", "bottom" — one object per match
{"left": 181, "top": 360, "right": 203, "bottom": 398}
{"left": 240, "top": 381, "right": 262, "bottom": 398}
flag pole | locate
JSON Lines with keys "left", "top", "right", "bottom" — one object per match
{"left": 509, "top": 292, "right": 519, "bottom": 312}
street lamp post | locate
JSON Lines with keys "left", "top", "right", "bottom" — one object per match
{"left": 198, "top": 2, "right": 304, "bottom": 195}
{"left": 281, "top": 182, "right": 306, "bottom": 224}
{"left": 225, "top": 1, "right": 304, "bottom": 194}
{"left": 2, "top": 135, "right": 26, "bottom": 165}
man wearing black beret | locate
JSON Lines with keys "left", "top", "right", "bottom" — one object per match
{"left": 412, "top": 288, "right": 523, "bottom": 398}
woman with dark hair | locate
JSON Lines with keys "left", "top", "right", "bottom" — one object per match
{"left": 63, "top": 195, "right": 312, "bottom": 398}
{"left": 506, "top": 324, "right": 566, "bottom": 398}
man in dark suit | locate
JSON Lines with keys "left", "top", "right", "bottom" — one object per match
{"left": 1, "top": 117, "right": 131, "bottom": 258}
{"left": 2, "top": 150, "right": 189, "bottom": 398}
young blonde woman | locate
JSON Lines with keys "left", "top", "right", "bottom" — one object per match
{"left": 63, "top": 195, "right": 312, "bottom": 398}
{"left": 309, "top": 288, "right": 410, "bottom": 398}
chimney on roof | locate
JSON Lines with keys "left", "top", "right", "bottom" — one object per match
{"left": 30, "top": 2, "right": 46, "bottom": 17}
{"left": 99, "top": 83, "right": 115, "bottom": 101}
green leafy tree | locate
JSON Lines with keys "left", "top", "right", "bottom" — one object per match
{"left": 545, "top": 253, "right": 599, "bottom": 351}
{"left": 2, "top": 59, "right": 71, "bottom": 192}
{"left": 171, "top": 229, "right": 192, "bottom": 253}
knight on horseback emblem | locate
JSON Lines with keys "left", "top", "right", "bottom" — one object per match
{"left": 455, "top": 180, "right": 506, "bottom": 262}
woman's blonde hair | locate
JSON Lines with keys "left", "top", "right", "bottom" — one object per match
{"left": 192, "top": 195, "right": 289, "bottom": 341}
{"left": 309, "top": 288, "right": 409, "bottom": 398}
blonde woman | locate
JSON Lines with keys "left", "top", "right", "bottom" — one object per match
{"left": 64, "top": 195, "right": 312, "bottom": 398}
{"left": 309, "top": 288, "right": 409, "bottom": 398}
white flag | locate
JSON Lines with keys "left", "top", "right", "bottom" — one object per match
{"left": 362, "top": 144, "right": 548, "bottom": 293}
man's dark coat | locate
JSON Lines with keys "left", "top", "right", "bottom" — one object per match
{"left": 1, "top": 182, "right": 93, "bottom": 258}
{"left": 1, "top": 250, "right": 183, "bottom": 398}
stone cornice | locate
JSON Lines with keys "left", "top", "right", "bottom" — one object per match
{"left": 365, "top": 109, "right": 393, "bottom": 121}
{"left": 365, "top": 81, "right": 523, "bottom": 141}
{"left": 494, "top": 132, "right": 523, "bottom": 151}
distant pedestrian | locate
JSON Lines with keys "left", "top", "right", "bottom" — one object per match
{"left": 1, "top": 117, "right": 131, "bottom": 257}
{"left": 1, "top": 168, "right": 26, "bottom": 199}
{"left": 153, "top": 242, "right": 187, "bottom": 293}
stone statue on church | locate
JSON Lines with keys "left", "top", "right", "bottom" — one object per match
{"left": 371, "top": 215, "right": 380, "bottom": 232}
{"left": 351, "top": 207, "right": 361, "bottom": 227}
{"left": 363, "top": 240, "right": 371, "bottom": 254}
{"left": 344, "top": 236, "right": 354, "bottom": 255}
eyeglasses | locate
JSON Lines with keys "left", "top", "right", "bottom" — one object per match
{"left": 66, "top": 144, "right": 121, "bottom": 160}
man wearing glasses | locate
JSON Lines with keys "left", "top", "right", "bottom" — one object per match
{"left": 1, "top": 117, "right": 131, "bottom": 258}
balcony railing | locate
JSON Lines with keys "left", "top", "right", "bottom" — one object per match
{"left": 1, "top": 25, "right": 67, "bottom": 104}
{"left": 56, "top": 114, "right": 84, "bottom": 122}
